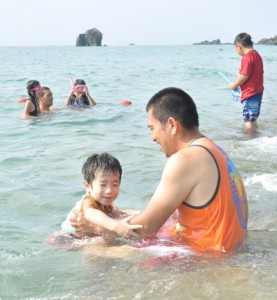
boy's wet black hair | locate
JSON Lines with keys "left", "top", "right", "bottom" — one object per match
{"left": 234, "top": 33, "right": 253, "bottom": 48}
{"left": 82, "top": 152, "right": 122, "bottom": 184}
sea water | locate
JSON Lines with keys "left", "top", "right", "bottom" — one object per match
{"left": 0, "top": 45, "right": 277, "bottom": 299}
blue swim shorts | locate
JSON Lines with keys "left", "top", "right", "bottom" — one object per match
{"left": 242, "top": 93, "right": 263, "bottom": 122}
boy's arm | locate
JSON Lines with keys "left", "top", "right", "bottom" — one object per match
{"left": 110, "top": 203, "right": 140, "bottom": 218}
{"left": 84, "top": 208, "right": 119, "bottom": 233}
{"left": 229, "top": 74, "right": 249, "bottom": 90}
{"left": 71, "top": 208, "right": 142, "bottom": 237}
{"left": 121, "top": 209, "right": 141, "bottom": 214}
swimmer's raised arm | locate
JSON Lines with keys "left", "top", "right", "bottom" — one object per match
{"left": 65, "top": 88, "right": 75, "bottom": 105}
{"left": 83, "top": 86, "right": 96, "bottom": 106}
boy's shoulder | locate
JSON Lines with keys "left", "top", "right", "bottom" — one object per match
{"left": 244, "top": 49, "right": 262, "bottom": 60}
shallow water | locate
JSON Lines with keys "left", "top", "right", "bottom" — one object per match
{"left": 0, "top": 45, "right": 277, "bottom": 299}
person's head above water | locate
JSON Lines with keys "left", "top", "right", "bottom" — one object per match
{"left": 74, "top": 79, "right": 86, "bottom": 86}
{"left": 82, "top": 152, "right": 122, "bottom": 185}
{"left": 26, "top": 80, "right": 41, "bottom": 99}
{"left": 38, "top": 87, "right": 53, "bottom": 110}
{"left": 73, "top": 79, "right": 86, "bottom": 94}
{"left": 146, "top": 87, "right": 199, "bottom": 130}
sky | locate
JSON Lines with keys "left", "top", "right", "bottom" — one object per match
{"left": 1, "top": 0, "right": 276, "bottom": 46}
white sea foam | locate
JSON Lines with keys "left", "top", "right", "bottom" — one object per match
{"left": 243, "top": 136, "right": 277, "bottom": 154}
{"left": 245, "top": 173, "right": 277, "bottom": 192}
{"left": 142, "top": 245, "right": 194, "bottom": 257}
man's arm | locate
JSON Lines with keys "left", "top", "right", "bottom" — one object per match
{"left": 129, "top": 150, "right": 195, "bottom": 235}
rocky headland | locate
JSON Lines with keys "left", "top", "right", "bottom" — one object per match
{"left": 257, "top": 35, "right": 277, "bottom": 45}
{"left": 193, "top": 39, "right": 222, "bottom": 45}
{"left": 193, "top": 35, "right": 277, "bottom": 45}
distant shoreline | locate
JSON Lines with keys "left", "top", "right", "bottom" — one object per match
{"left": 0, "top": 41, "right": 276, "bottom": 47}
{"left": 193, "top": 35, "right": 277, "bottom": 45}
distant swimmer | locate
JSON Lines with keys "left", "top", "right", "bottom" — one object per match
{"left": 65, "top": 79, "right": 96, "bottom": 107}
{"left": 229, "top": 33, "right": 264, "bottom": 133}
{"left": 22, "top": 80, "right": 42, "bottom": 118}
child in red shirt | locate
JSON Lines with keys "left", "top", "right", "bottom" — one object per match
{"left": 230, "top": 33, "right": 264, "bottom": 133}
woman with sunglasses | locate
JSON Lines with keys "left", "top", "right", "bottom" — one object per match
{"left": 65, "top": 79, "right": 96, "bottom": 107}
{"left": 23, "top": 80, "right": 42, "bottom": 118}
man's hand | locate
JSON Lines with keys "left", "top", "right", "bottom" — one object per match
{"left": 113, "top": 215, "right": 143, "bottom": 237}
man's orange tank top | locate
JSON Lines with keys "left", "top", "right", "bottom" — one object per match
{"left": 161, "top": 137, "right": 248, "bottom": 253}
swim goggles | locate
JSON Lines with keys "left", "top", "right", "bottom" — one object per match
{"left": 30, "top": 87, "right": 42, "bottom": 91}
{"left": 75, "top": 84, "right": 86, "bottom": 89}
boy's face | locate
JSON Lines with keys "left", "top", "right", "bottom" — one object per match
{"left": 84, "top": 171, "right": 120, "bottom": 206}
{"left": 235, "top": 44, "right": 244, "bottom": 56}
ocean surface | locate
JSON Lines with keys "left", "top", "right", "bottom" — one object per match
{"left": 0, "top": 45, "right": 276, "bottom": 299}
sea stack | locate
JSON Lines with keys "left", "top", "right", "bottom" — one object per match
{"left": 76, "top": 28, "right": 103, "bottom": 46}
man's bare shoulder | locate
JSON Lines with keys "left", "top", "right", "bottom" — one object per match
{"left": 167, "top": 145, "right": 219, "bottom": 206}
{"left": 167, "top": 145, "right": 210, "bottom": 168}
{"left": 164, "top": 145, "right": 215, "bottom": 188}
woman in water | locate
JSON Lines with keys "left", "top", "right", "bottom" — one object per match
{"left": 22, "top": 80, "right": 42, "bottom": 118}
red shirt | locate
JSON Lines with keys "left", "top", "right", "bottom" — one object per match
{"left": 240, "top": 50, "right": 264, "bottom": 102}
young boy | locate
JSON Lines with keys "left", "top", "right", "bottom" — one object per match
{"left": 230, "top": 33, "right": 264, "bottom": 132}
{"left": 61, "top": 152, "right": 142, "bottom": 237}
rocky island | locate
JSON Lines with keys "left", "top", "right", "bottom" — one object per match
{"left": 76, "top": 28, "right": 103, "bottom": 46}
{"left": 257, "top": 35, "right": 277, "bottom": 45}
{"left": 193, "top": 34, "right": 277, "bottom": 46}
{"left": 193, "top": 39, "right": 222, "bottom": 45}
